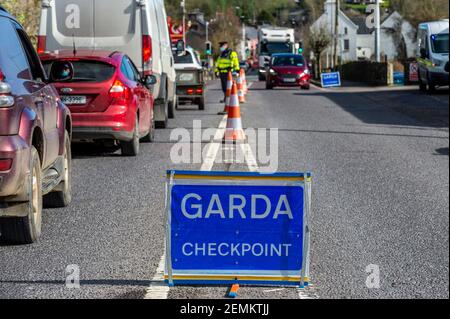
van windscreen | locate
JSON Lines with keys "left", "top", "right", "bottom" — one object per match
{"left": 431, "top": 34, "right": 449, "bottom": 54}
{"left": 43, "top": 60, "right": 115, "bottom": 82}
{"left": 174, "top": 52, "right": 194, "bottom": 64}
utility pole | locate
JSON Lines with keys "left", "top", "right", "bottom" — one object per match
{"left": 375, "top": 0, "right": 381, "bottom": 62}
{"left": 181, "top": 0, "right": 186, "bottom": 49}
{"left": 333, "top": 0, "right": 340, "bottom": 70}
{"left": 242, "top": 21, "right": 246, "bottom": 61}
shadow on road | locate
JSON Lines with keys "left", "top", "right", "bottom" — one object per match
{"left": 435, "top": 147, "right": 449, "bottom": 156}
{"left": 294, "top": 88, "right": 449, "bottom": 128}
{"left": 71, "top": 143, "right": 122, "bottom": 159}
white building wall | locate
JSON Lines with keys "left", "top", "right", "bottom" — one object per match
{"left": 311, "top": 0, "right": 359, "bottom": 64}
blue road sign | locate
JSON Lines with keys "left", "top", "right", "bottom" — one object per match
{"left": 321, "top": 71, "right": 341, "bottom": 87}
{"left": 165, "top": 171, "right": 312, "bottom": 287}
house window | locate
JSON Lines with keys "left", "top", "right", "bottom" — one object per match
{"left": 344, "top": 27, "right": 348, "bottom": 35}
{"left": 344, "top": 39, "right": 350, "bottom": 51}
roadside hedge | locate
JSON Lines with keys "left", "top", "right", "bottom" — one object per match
{"left": 340, "top": 61, "right": 388, "bottom": 86}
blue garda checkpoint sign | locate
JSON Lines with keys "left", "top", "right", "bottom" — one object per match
{"left": 321, "top": 71, "right": 341, "bottom": 88}
{"left": 164, "top": 170, "right": 312, "bottom": 287}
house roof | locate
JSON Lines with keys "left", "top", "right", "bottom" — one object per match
{"left": 348, "top": 15, "right": 372, "bottom": 34}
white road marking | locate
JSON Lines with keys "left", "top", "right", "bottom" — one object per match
{"left": 144, "top": 254, "right": 169, "bottom": 299}
{"left": 297, "top": 284, "right": 320, "bottom": 299}
{"left": 201, "top": 115, "right": 228, "bottom": 171}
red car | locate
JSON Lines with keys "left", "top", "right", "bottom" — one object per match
{"left": 1, "top": 9, "right": 73, "bottom": 244}
{"left": 40, "top": 50, "right": 156, "bottom": 156}
{"left": 266, "top": 54, "right": 311, "bottom": 90}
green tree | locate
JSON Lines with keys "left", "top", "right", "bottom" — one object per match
{"left": 308, "top": 26, "right": 332, "bottom": 78}
{"left": 0, "top": 0, "right": 40, "bottom": 43}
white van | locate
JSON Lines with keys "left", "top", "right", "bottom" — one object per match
{"left": 417, "top": 19, "right": 449, "bottom": 92}
{"left": 38, "top": 0, "right": 177, "bottom": 128}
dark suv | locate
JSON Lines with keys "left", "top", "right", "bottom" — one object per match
{"left": 0, "top": 8, "right": 73, "bottom": 244}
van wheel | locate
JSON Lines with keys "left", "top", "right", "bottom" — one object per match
{"left": 121, "top": 116, "right": 140, "bottom": 156}
{"left": 44, "top": 132, "right": 72, "bottom": 208}
{"left": 419, "top": 78, "right": 427, "bottom": 91}
{"left": 168, "top": 96, "right": 176, "bottom": 119}
{"left": 0, "top": 147, "right": 42, "bottom": 244}
{"left": 198, "top": 97, "right": 205, "bottom": 110}
{"left": 155, "top": 101, "right": 169, "bottom": 129}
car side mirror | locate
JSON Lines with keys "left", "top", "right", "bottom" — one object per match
{"left": 48, "top": 61, "right": 74, "bottom": 82}
{"left": 142, "top": 74, "right": 157, "bottom": 88}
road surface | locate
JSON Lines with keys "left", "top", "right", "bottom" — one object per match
{"left": 0, "top": 78, "right": 448, "bottom": 299}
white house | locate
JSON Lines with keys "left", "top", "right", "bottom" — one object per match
{"left": 310, "top": 0, "right": 359, "bottom": 66}
{"left": 351, "top": 11, "right": 417, "bottom": 60}
{"left": 310, "top": 0, "right": 417, "bottom": 64}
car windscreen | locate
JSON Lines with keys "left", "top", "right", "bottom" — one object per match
{"left": 174, "top": 52, "right": 194, "bottom": 64}
{"left": 431, "top": 34, "right": 449, "bottom": 54}
{"left": 272, "top": 56, "right": 305, "bottom": 67}
{"left": 260, "top": 42, "right": 292, "bottom": 55}
{"left": 42, "top": 60, "right": 116, "bottom": 82}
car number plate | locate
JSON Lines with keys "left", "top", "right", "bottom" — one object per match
{"left": 283, "top": 78, "right": 296, "bottom": 83}
{"left": 61, "top": 95, "right": 87, "bottom": 105}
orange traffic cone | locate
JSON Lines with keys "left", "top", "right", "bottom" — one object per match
{"left": 237, "top": 74, "right": 246, "bottom": 104}
{"left": 218, "top": 71, "right": 233, "bottom": 115}
{"left": 223, "top": 82, "right": 246, "bottom": 143}
{"left": 240, "top": 68, "right": 248, "bottom": 95}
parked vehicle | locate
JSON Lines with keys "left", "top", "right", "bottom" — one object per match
{"left": 38, "top": 0, "right": 177, "bottom": 128}
{"left": 240, "top": 61, "right": 250, "bottom": 73}
{"left": 40, "top": 50, "right": 156, "bottom": 156}
{"left": 257, "top": 27, "right": 296, "bottom": 81}
{"left": 417, "top": 19, "right": 449, "bottom": 92}
{"left": 265, "top": 54, "right": 311, "bottom": 90}
{"left": 174, "top": 47, "right": 205, "bottom": 110}
{"left": 0, "top": 8, "right": 73, "bottom": 244}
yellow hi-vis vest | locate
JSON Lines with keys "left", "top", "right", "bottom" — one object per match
{"left": 215, "top": 50, "right": 240, "bottom": 73}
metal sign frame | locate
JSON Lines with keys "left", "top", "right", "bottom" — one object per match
{"left": 164, "top": 170, "right": 312, "bottom": 288}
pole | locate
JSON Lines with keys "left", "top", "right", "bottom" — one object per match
{"left": 206, "top": 21, "right": 209, "bottom": 43}
{"left": 375, "top": 0, "right": 381, "bottom": 62}
{"left": 333, "top": 0, "right": 339, "bottom": 70}
{"left": 242, "top": 21, "right": 246, "bottom": 61}
{"left": 181, "top": 0, "right": 186, "bottom": 49}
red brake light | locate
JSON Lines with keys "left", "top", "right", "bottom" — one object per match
{"left": 109, "top": 80, "right": 132, "bottom": 103}
{"left": 37, "top": 36, "right": 46, "bottom": 54}
{"left": 0, "top": 159, "right": 12, "bottom": 171}
{"left": 142, "top": 35, "right": 152, "bottom": 63}
{"left": 196, "top": 88, "right": 203, "bottom": 94}
{"left": 187, "top": 88, "right": 194, "bottom": 95}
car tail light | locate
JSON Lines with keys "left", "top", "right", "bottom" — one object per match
{"left": 0, "top": 159, "right": 12, "bottom": 171}
{"left": 109, "top": 80, "right": 132, "bottom": 104}
{"left": 0, "top": 80, "right": 14, "bottom": 108}
{"left": 196, "top": 88, "right": 203, "bottom": 94}
{"left": 187, "top": 88, "right": 194, "bottom": 95}
{"left": 37, "top": 36, "right": 46, "bottom": 54}
{"left": 142, "top": 35, "right": 152, "bottom": 64}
